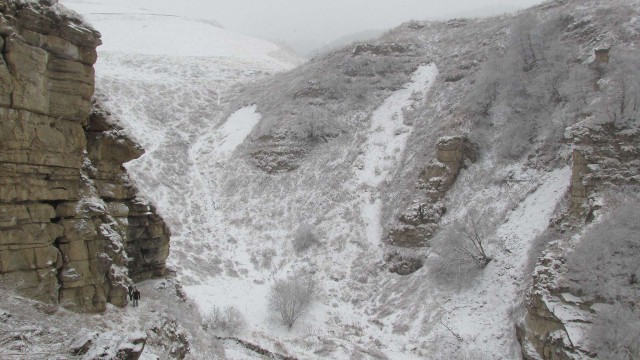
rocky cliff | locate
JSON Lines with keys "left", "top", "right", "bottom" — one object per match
{"left": 387, "top": 135, "right": 477, "bottom": 248}
{"left": 0, "top": 0, "right": 170, "bottom": 312}
{"left": 517, "top": 121, "right": 640, "bottom": 359}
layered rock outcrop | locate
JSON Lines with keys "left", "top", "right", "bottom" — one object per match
{"left": 518, "top": 121, "right": 640, "bottom": 359}
{"left": 386, "top": 136, "right": 477, "bottom": 248}
{"left": 0, "top": 0, "right": 170, "bottom": 312}
{"left": 517, "top": 246, "right": 585, "bottom": 360}
{"left": 567, "top": 122, "right": 640, "bottom": 219}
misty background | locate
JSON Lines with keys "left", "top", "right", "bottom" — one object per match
{"left": 63, "top": 0, "right": 546, "bottom": 56}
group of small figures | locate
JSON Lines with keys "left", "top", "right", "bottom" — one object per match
{"left": 127, "top": 286, "right": 141, "bottom": 307}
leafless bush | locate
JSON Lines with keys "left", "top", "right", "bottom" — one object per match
{"left": 566, "top": 200, "right": 640, "bottom": 359}
{"left": 292, "top": 224, "right": 319, "bottom": 253}
{"left": 204, "top": 306, "right": 246, "bottom": 336}
{"left": 566, "top": 200, "right": 640, "bottom": 301}
{"left": 603, "top": 49, "right": 640, "bottom": 123}
{"left": 464, "top": 58, "right": 501, "bottom": 118}
{"left": 268, "top": 275, "right": 316, "bottom": 329}
{"left": 497, "top": 119, "right": 537, "bottom": 160}
{"left": 250, "top": 247, "right": 277, "bottom": 269}
{"left": 590, "top": 304, "right": 640, "bottom": 360}
{"left": 431, "top": 212, "right": 494, "bottom": 282}
{"left": 464, "top": 12, "right": 589, "bottom": 162}
{"left": 385, "top": 249, "right": 424, "bottom": 275}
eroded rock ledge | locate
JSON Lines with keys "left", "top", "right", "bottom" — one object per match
{"left": 517, "top": 121, "right": 640, "bottom": 359}
{"left": 387, "top": 136, "right": 477, "bottom": 248}
{"left": 0, "top": 0, "right": 170, "bottom": 312}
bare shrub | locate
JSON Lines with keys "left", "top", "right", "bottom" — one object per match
{"left": 590, "top": 304, "right": 640, "bottom": 360}
{"left": 497, "top": 119, "right": 537, "bottom": 160}
{"left": 268, "top": 275, "right": 316, "bottom": 329}
{"left": 251, "top": 247, "right": 277, "bottom": 269}
{"left": 463, "top": 57, "right": 501, "bottom": 118}
{"left": 204, "top": 306, "right": 246, "bottom": 336}
{"left": 603, "top": 49, "right": 640, "bottom": 123}
{"left": 566, "top": 200, "right": 640, "bottom": 301}
{"left": 464, "top": 12, "right": 587, "bottom": 163}
{"left": 292, "top": 224, "right": 319, "bottom": 253}
{"left": 566, "top": 200, "right": 640, "bottom": 359}
{"left": 511, "top": 13, "right": 547, "bottom": 72}
{"left": 431, "top": 212, "right": 494, "bottom": 282}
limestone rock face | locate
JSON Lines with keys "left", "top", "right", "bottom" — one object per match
{"left": 566, "top": 122, "right": 640, "bottom": 220}
{"left": 517, "top": 122, "right": 640, "bottom": 359}
{"left": 0, "top": 0, "right": 170, "bottom": 312}
{"left": 516, "top": 247, "right": 580, "bottom": 360}
{"left": 386, "top": 136, "right": 477, "bottom": 249}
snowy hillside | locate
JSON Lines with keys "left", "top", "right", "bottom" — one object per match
{"left": 63, "top": 0, "right": 302, "bottom": 64}
{"left": 49, "top": 0, "right": 306, "bottom": 358}
{"left": 59, "top": 0, "right": 304, "bottom": 233}
{"left": 42, "top": 0, "right": 640, "bottom": 359}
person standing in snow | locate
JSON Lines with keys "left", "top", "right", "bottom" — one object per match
{"left": 128, "top": 285, "right": 134, "bottom": 301}
{"left": 132, "top": 288, "right": 141, "bottom": 307}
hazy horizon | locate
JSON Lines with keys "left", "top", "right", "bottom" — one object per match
{"left": 63, "top": 0, "right": 547, "bottom": 55}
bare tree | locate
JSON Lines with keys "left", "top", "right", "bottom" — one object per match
{"left": 566, "top": 200, "right": 640, "bottom": 302}
{"left": 590, "top": 305, "right": 640, "bottom": 360}
{"left": 452, "top": 214, "right": 493, "bottom": 267}
{"left": 268, "top": 275, "right": 316, "bottom": 329}
{"left": 605, "top": 50, "right": 640, "bottom": 123}
{"left": 431, "top": 212, "right": 494, "bottom": 282}
{"left": 204, "top": 306, "right": 246, "bottom": 336}
{"left": 566, "top": 199, "right": 640, "bottom": 360}
{"left": 464, "top": 58, "right": 501, "bottom": 118}
{"left": 512, "top": 15, "right": 544, "bottom": 72}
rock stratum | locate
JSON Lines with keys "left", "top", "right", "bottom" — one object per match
{"left": 0, "top": 0, "right": 170, "bottom": 313}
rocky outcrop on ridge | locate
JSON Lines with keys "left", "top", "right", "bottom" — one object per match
{"left": 0, "top": 0, "right": 170, "bottom": 312}
{"left": 518, "top": 121, "right": 640, "bottom": 359}
{"left": 567, "top": 122, "right": 640, "bottom": 219}
{"left": 386, "top": 136, "right": 477, "bottom": 248}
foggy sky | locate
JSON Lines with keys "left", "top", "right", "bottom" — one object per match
{"left": 69, "top": 0, "right": 547, "bottom": 55}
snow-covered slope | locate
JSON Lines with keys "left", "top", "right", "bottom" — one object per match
{"left": 59, "top": 0, "right": 304, "bottom": 237}
{"left": 63, "top": 0, "right": 302, "bottom": 66}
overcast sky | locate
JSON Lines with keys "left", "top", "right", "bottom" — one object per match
{"left": 67, "top": 0, "right": 547, "bottom": 55}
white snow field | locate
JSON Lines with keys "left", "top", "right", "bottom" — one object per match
{"left": 60, "top": 1, "right": 574, "bottom": 358}
{"left": 203, "top": 105, "right": 263, "bottom": 162}
{"left": 62, "top": 0, "right": 302, "bottom": 67}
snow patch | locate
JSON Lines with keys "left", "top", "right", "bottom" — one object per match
{"left": 561, "top": 293, "right": 584, "bottom": 304}
{"left": 357, "top": 64, "right": 439, "bottom": 188}
{"left": 62, "top": 0, "right": 304, "bottom": 68}
{"left": 356, "top": 63, "right": 438, "bottom": 245}
{"left": 208, "top": 105, "right": 262, "bottom": 161}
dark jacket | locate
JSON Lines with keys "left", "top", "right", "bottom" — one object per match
{"left": 132, "top": 290, "right": 141, "bottom": 300}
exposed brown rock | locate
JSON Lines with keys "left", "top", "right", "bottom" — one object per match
{"left": 386, "top": 136, "right": 477, "bottom": 249}
{"left": 518, "top": 122, "right": 640, "bottom": 359}
{"left": 0, "top": 0, "right": 170, "bottom": 312}
{"left": 567, "top": 122, "right": 640, "bottom": 219}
